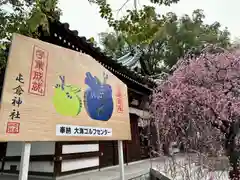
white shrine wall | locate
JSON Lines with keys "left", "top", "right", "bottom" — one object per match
{"left": 4, "top": 142, "right": 55, "bottom": 174}
{"left": 60, "top": 143, "right": 99, "bottom": 173}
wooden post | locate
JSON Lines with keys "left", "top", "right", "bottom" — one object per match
{"left": 118, "top": 140, "right": 125, "bottom": 180}
{"left": 18, "top": 142, "right": 31, "bottom": 180}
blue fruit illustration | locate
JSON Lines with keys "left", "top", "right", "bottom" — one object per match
{"left": 53, "top": 75, "right": 82, "bottom": 116}
{"left": 84, "top": 72, "right": 114, "bottom": 121}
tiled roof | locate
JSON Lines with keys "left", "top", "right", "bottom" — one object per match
{"left": 46, "top": 21, "right": 156, "bottom": 91}
{"left": 116, "top": 50, "right": 142, "bottom": 70}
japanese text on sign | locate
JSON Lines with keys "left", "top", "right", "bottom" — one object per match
{"left": 0, "top": 34, "right": 131, "bottom": 141}
{"left": 28, "top": 46, "right": 48, "bottom": 96}
{"left": 9, "top": 73, "right": 24, "bottom": 121}
{"left": 116, "top": 85, "right": 123, "bottom": 113}
{"left": 6, "top": 122, "right": 20, "bottom": 134}
{"left": 56, "top": 124, "right": 112, "bottom": 137}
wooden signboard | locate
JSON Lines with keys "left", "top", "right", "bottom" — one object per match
{"left": 0, "top": 34, "right": 131, "bottom": 141}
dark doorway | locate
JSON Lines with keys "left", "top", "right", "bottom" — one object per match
{"left": 0, "top": 142, "right": 7, "bottom": 172}
{"left": 99, "top": 114, "right": 141, "bottom": 168}
{"left": 99, "top": 141, "right": 116, "bottom": 168}
{"left": 99, "top": 141, "right": 128, "bottom": 168}
{"left": 126, "top": 114, "right": 141, "bottom": 163}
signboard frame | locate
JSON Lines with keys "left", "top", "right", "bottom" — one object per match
{"left": 0, "top": 34, "right": 131, "bottom": 142}
{"left": 0, "top": 34, "right": 131, "bottom": 180}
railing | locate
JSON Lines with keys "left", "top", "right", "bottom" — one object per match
{"left": 128, "top": 172, "right": 150, "bottom": 180}
{"left": 150, "top": 168, "right": 171, "bottom": 180}
{"left": 149, "top": 149, "right": 229, "bottom": 180}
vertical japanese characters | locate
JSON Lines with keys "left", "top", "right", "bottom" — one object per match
{"left": 6, "top": 73, "right": 24, "bottom": 134}
{"left": 116, "top": 85, "right": 123, "bottom": 113}
{"left": 10, "top": 73, "right": 24, "bottom": 120}
{"left": 28, "top": 46, "right": 48, "bottom": 96}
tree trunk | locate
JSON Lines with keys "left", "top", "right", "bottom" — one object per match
{"left": 226, "top": 121, "right": 240, "bottom": 180}
{"left": 228, "top": 151, "right": 240, "bottom": 180}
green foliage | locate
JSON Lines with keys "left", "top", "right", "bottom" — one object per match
{"left": 98, "top": 32, "right": 130, "bottom": 58}
{"left": 94, "top": 1, "right": 231, "bottom": 76}
{"left": 89, "top": 37, "right": 95, "bottom": 44}
{"left": 149, "top": 0, "right": 180, "bottom": 6}
{"left": 0, "top": 0, "right": 61, "bottom": 73}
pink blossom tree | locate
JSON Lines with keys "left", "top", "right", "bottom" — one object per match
{"left": 150, "top": 48, "right": 240, "bottom": 179}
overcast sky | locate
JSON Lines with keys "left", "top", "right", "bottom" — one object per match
{"left": 58, "top": 0, "right": 240, "bottom": 42}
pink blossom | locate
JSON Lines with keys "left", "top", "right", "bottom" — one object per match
{"left": 151, "top": 50, "right": 240, "bottom": 154}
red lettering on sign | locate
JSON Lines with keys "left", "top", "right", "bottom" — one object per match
{"left": 28, "top": 46, "right": 48, "bottom": 96}
{"left": 6, "top": 122, "right": 20, "bottom": 134}
{"left": 116, "top": 86, "right": 123, "bottom": 113}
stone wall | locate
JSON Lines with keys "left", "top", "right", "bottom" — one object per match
{"left": 128, "top": 172, "right": 150, "bottom": 180}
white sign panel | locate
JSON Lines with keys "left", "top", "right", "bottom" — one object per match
{"left": 56, "top": 124, "right": 112, "bottom": 137}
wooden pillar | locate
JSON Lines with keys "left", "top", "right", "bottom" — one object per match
{"left": 0, "top": 142, "right": 7, "bottom": 172}
{"left": 54, "top": 142, "right": 62, "bottom": 177}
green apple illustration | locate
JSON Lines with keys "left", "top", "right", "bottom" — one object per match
{"left": 53, "top": 75, "right": 82, "bottom": 116}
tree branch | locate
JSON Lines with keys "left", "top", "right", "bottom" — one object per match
{"left": 194, "top": 101, "right": 230, "bottom": 134}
